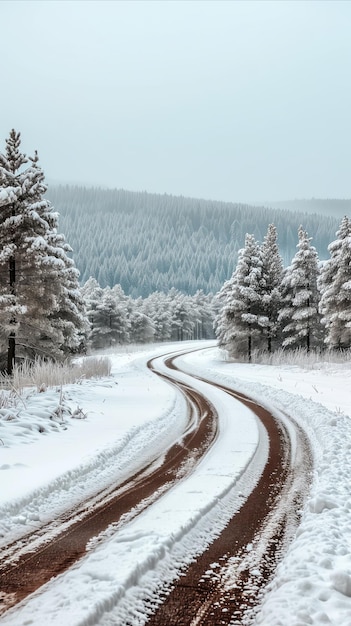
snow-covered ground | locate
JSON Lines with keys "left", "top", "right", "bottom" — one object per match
{"left": 1, "top": 341, "right": 351, "bottom": 625}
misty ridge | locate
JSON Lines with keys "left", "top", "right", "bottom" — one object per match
{"left": 258, "top": 198, "right": 350, "bottom": 218}
{"left": 47, "top": 185, "right": 344, "bottom": 298}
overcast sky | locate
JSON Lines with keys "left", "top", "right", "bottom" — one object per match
{"left": 1, "top": 0, "right": 350, "bottom": 203}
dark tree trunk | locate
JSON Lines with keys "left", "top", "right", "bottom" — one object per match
{"left": 267, "top": 333, "right": 272, "bottom": 354}
{"left": 7, "top": 256, "right": 16, "bottom": 375}
{"left": 7, "top": 334, "right": 15, "bottom": 375}
{"left": 248, "top": 330, "right": 252, "bottom": 363}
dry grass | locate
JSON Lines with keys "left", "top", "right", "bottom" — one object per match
{"left": 251, "top": 347, "right": 351, "bottom": 369}
{"left": 0, "top": 356, "right": 112, "bottom": 393}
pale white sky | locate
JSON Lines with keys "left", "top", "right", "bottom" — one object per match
{"left": 1, "top": 0, "right": 350, "bottom": 203}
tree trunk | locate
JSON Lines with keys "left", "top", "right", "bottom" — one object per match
{"left": 267, "top": 332, "right": 272, "bottom": 354}
{"left": 248, "top": 330, "right": 252, "bottom": 363}
{"left": 7, "top": 334, "right": 15, "bottom": 375}
{"left": 7, "top": 256, "right": 16, "bottom": 375}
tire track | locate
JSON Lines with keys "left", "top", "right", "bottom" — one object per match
{"left": 0, "top": 352, "right": 218, "bottom": 615}
{"left": 0, "top": 348, "right": 312, "bottom": 624}
{"left": 146, "top": 356, "right": 312, "bottom": 625}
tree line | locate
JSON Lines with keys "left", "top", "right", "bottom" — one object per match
{"left": 80, "top": 279, "right": 216, "bottom": 348}
{"left": 1, "top": 130, "right": 349, "bottom": 373}
{"left": 215, "top": 219, "right": 351, "bottom": 360}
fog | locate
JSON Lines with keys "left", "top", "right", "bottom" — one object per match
{"left": 1, "top": 0, "right": 350, "bottom": 203}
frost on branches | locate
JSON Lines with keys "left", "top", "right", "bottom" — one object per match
{"left": 215, "top": 233, "right": 267, "bottom": 361}
{"left": 319, "top": 216, "right": 351, "bottom": 349}
{"left": 260, "top": 224, "right": 283, "bottom": 352}
{"left": 278, "top": 226, "right": 323, "bottom": 351}
{"left": 215, "top": 217, "right": 351, "bottom": 360}
{"left": 0, "top": 130, "right": 87, "bottom": 372}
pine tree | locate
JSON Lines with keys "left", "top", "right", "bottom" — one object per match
{"left": 215, "top": 234, "right": 264, "bottom": 361}
{"left": 192, "top": 290, "right": 215, "bottom": 339}
{"left": 142, "top": 291, "right": 173, "bottom": 341}
{"left": 260, "top": 224, "right": 283, "bottom": 352}
{"left": 129, "top": 298, "right": 155, "bottom": 343}
{"left": 92, "top": 288, "right": 122, "bottom": 349}
{"left": 167, "top": 289, "right": 195, "bottom": 341}
{"left": 278, "top": 226, "right": 323, "bottom": 351}
{"left": 319, "top": 216, "right": 351, "bottom": 349}
{"left": 0, "top": 130, "right": 87, "bottom": 372}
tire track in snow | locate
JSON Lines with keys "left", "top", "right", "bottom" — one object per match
{"left": 146, "top": 355, "right": 312, "bottom": 626}
{"left": 0, "top": 352, "right": 218, "bottom": 615}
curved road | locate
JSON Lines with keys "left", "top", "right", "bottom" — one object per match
{"left": 148, "top": 352, "right": 312, "bottom": 624}
{"left": 0, "top": 347, "right": 312, "bottom": 624}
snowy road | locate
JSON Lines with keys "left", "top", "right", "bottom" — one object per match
{"left": 0, "top": 344, "right": 313, "bottom": 625}
{"left": 0, "top": 349, "right": 219, "bottom": 613}
{"left": 147, "top": 350, "right": 311, "bottom": 625}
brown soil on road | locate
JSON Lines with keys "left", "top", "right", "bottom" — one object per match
{"left": 0, "top": 354, "right": 218, "bottom": 615}
{"left": 146, "top": 372, "right": 312, "bottom": 626}
{"left": 0, "top": 350, "right": 312, "bottom": 625}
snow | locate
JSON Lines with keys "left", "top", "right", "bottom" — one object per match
{"left": 0, "top": 187, "right": 20, "bottom": 206}
{"left": 1, "top": 341, "right": 351, "bottom": 624}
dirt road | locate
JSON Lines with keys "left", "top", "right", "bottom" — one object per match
{"left": 147, "top": 363, "right": 311, "bottom": 625}
{"left": 0, "top": 348, "right": 312, "bottom": 623}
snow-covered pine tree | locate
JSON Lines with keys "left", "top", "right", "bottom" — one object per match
{"left": 46, "top": 228, "right": 88, "bottom": 354}
{"left": 192, "top": 290, "right": 215, "bottom": 339}
{"left": 91, "top": 288, "right": 121, "bottom": 349}
{"left": 215, "top": 234, "right": 264, "bottom": 361}
{"left": 81, "top": 277, "right": 104, "bottom": 327}
{"left": 167, "top": 289, "right": 196, "bottom": 341}
{"left": 318, "top": 216, "right": 351, "bottom": 349}
{"left": 260, "top": 224, "right": 283, "bottom": 352}
{"left": 129, "top": 298, "right": 155, "bottom": 343}
{"left": 82, "top": 281, "right": 132, "bottom": 350}
{"left": 141, "top": 291, "right": 173, "bottom": 341}
{"left": 214, "top": 273, "right": 237, "bottom": 351}
{"left": 0, "top": 130, "right": 87, "bottom": 372}
{"left": 278, "top": 226, "right": 323, "bottom": 351}
{"left": 111, "top": 284, "right": 131, "bottom": 343}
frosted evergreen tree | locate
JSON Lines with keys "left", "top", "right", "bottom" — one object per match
{"left": 214, "top": 274, "right": 237, "bottom": 350}
{"left": 215, "top": 234, "right": 265, "bottom": 361}
{"left": 42, "top": 225, "right": 88, "bottom": 355}
{"left": 167, "top": 289, "right": 195, "bottom": 341}
{"left": 89, "top": 288, "right": 121, "bottom": 349}
{"left": 83, "top": 284, "right": 131, "bottom": 350}
{"left": 129, "top": 298, "right": 155, "bottom": 343}
{"left": 260, "top": 224, "right": 283, "bottom": 352}
{"left": 80, "top": 277, "right": 104, "bottom": 327}
{"left": 0, "top": 130, "right": 87, "bottom": 372}
{"left": 319, "top": 216, "right": 351, "bottom": 349}
{"left": 192, "top": 290, "right": 215, "bottom": 339}
{"left": 278, "top": 226, "right": 323, "bottom": 351}
{"left": 111, "top": 284, "right": 131, "bottom": 343}
{"left": 142, "top": 291, "right": 173, "bottom": 341}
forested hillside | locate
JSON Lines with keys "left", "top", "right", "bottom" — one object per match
{"left": 47, "top": 186, "right": 341, "bottom": 297}
{"left": 262, "top": 198, "right": 350, "bottom": 218}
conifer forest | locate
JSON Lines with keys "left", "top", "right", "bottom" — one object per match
{"left": 48, "top": 184, "right": 339, "bottom": 296}
{"left": 0, "top": 130, "right": 350, "bottom": 368}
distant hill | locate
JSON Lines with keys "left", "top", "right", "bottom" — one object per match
{"left": 258, "top": 199, "right": 350, "bottom": 218}
{"left": 47, "top": 186, "right": 342, "bottom": 297}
